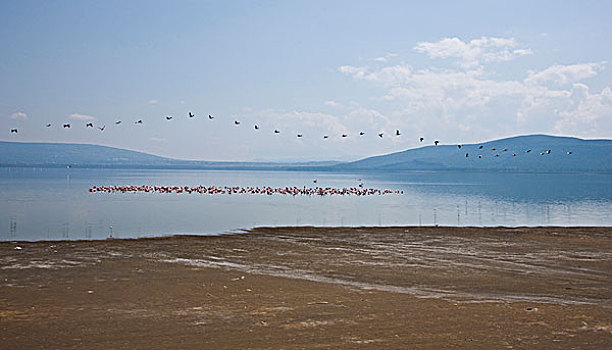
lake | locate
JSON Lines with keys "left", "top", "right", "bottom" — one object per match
{"left": 1, "top": 167, "right": 611, "bottom": 241}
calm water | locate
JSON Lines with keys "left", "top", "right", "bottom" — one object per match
{"left": 1, "top": 167, "right": 611, "bottom": 241}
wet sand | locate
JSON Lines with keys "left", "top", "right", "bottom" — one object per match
{"left": 1, "top": 226, "right": 611, "bottom": 349}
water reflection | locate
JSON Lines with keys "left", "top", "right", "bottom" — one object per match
{"left": 1, "top": 167, "right": 611, "bottom": 241}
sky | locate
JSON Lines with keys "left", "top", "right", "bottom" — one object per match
{"left": 1, "top": 0, "right": 610, "bottom": 161}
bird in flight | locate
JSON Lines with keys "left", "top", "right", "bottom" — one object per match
{"left": 98, "top": 125, "right": 106, "bottom": 131}
{"left": 208, "top": 114, "right": 214, "bottom": 120}
{"left": 396, "top": 130, "right": 401, "bottom": 136}
{"left": 86, "top": 123, "right": 94, "bottom": 128}
{"left": 323, "top": 135, "right": 329, "bottom": 139}
{"left": 254, "top": 124, "right": 259, "bottom": 130}
{"left": 342, "top": 134, "right": 348, "bottom": 138}
{"left": 135, "top": 120, "right": 143, "bottom": 124}
{"left": 359, "top": 131, "right": 365, "bottom": 136}
{"left": 115, "top": 120, "right": 122, "bottom": 125}
{"left": 378, "top": 133, "right": 384, "bottom": 138}
{"left": 10, "top": 128, "right": 18, "bottom": 133}
{"left": 434, "top": 140, "right": 439, "bottom": 146}
{"left": 234, "top": 120, "right": 240, "bottom": 125}
{"left": 419, "top": 137, "right": 424, "bottom": 142}
{"left": 189, "top": 112, "right": 195, "bottom": 118}
{"left": 457, "top": 144, "right": 462, "bottom": 149}
{"left": 63, "top": 123, "right": 71, "bottom": 128}
{"left": 46, "top": 123, "right": 51, "bottom": 128}
{"left": 297, "top": 133, "right": 303, "bottom": 138}
{"left": 274, "top": 129, "right": 280, "bottom": 134}
{"left": 165, "top": 116, "right": 173, "bottom": 121}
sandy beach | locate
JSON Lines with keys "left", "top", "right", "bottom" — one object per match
{"left": 1, "top": 226, "right": 611, "bottom": 349}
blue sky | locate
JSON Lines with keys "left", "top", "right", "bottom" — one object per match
{"left": 2, "top": 0, "right": 610, "bottom": 161}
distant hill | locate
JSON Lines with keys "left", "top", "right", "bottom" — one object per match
{"left": 334, "top": 135, "right": 612, "bottom": 173}
{"left": 0, "top": 141, "right": 341, "bottom": 169}
{"left": 1, "top": 135, "right": 610, "bottom": 172}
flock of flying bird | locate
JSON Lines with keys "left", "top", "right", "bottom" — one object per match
{"left": 8, "top": 111, "right": 573, "bottom": 157}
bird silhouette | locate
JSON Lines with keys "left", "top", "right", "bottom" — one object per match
{"left": 525, "top": 149, "right": 531, "bottom": 153}
{"left": 512, "top": 153, "right": 517, "bottom": 157}
{"left": 378, "top": 133, "right": 384, "bottom": 138}
{"left": 502, "top": 148, "right": 508, "bottom": 152}
{"left": 395, "top": 129, "right": 400, "bottom": 136}
{"left": 546, "top": 149, "right": 551, "bottom": 154}
{"left": 342, "top": 134, "right": 348, "bottom": 138}
{"left": 457, "top": 144, "right": 462, "bottom": 149}
{"left": 434, "top": 140, "right": 439, "bottom": 146}
{"left": 98, "top": 125, "right": 106, "bottom": 131}
{"left": 465, "top": 153, "right": 469, "bottom": 157}
{"left": 297, "top": 133, "right": 303, "bottom": 138}
{"left": 254, "top": 125, "right": 259, "bottom": 130}
{"left": 567, "top": 151, "right": 572, "bottom": 155}
{"left": 359, "top": 131, "right": 365, "bottom": 136}
{"left": 189, "top": 112, "right": 195, "bottom": 118}
{"left": 115, "top": 120, "right": 122, "bottom": 125}
{"left": 419, "top": 137, "right": 424, "bottom": 142}
{"left": 10, "top": 128, "right": 18, "bottom": 133}
{"left": 478, "top": 145, "right": 483, "bottom": 149}
{"left": 165, "top": 116, "right": 173, "bottom": 120}
{"left": 135, "top": 120, "right": 143, "bottom": 124}
{"left": 478, "top": 155, "right": 482, "bottom": 158}
{"left": 86, "top": 123, "right": 93, "bottom": 128}
{"left": 323, "top": 135, "right": 329, "bottom": 139}
{"left": 46, "top": 123, "right": 51, "bottom": 128}
{"left": 274, "top": 129, "right": 280, "bottom": 134}
{"left": 208, "top": 114, "right": 214, "bottom": 119}
{"left": 234, "top": 121, "right": 240, "bottom": 125}
{"left": 63, "top": 123, "right": 71, "bottom": 128}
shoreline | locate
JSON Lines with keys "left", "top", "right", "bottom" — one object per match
{"left": 2, "top": 226, "right": 611, "bottom": 348}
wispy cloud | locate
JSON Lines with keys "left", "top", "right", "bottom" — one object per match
{"left": 148, "top": 99, "right": 159, "bottom": 105}
{"left": 414, "top": 36, "right": 532, "bottom": 69}
{"left": 525, "top": 62, "right": 605, "bottom": 86}
{"left": 9, "top": 112, "right": 27, "bottom": 120}
{"left": 69, "top": 113, "right": 95, "bottom": 121}
{"left": 339, "top": 37, "right": 611, "bottom": 141}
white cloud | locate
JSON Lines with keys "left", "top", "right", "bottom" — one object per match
{"left": 525, "top": 62, "right": 604, "bottom": 86}
{"left": 414, "top": 36, "right": 532, "bottom": 69}
{"left": 9, "top": 112, "right": 27, "bottom": 120}
{"left": 69, "top": 113, "right": 95, "bottom": 121}
{"left": 148, "top": 99, "right": 159, "bottom": 105}
{"left": 324, "top": 100, "right": 343, "bottom": 108}
{"left": 339, "top": 40, "right": 611, "bottom": 142}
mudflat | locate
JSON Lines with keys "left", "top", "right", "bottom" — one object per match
{"left": 1, "top": 226, "right": 611, "bottom": 349}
